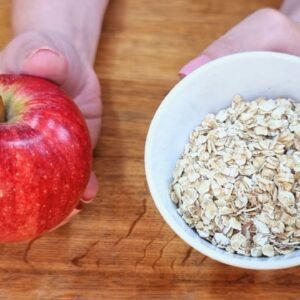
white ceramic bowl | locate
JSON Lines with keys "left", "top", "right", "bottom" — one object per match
{"left": 145, "top": 51, "right": 300, "bottom": 270}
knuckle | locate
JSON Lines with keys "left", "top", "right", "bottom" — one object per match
{"left": 254, "top": 8, "right": 288, "bottom": 26}
{"left": 251, "top": 8, "right": 293, "bottom": 49}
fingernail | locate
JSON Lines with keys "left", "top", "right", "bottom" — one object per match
{"left": 29, "top": 47, "right": 60, "bottom": 58}
{"left": 80, "top": 197, "right": 94, "bottom": 204}
{"left": 23, "top": 47, "right": 62, "bottom": 69}
{"left": 179, "top": 55, "right": 211, "bottom": 78}
{"left": 22, "top": 47, "right": 67, "bottom": 83}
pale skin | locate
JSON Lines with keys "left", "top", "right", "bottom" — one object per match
{"left": 1, "top": 0, "right": 300, "bottom": 201}
{"left": 1, "top": 0, "right": 109, "bottom": 201}
{"left": 180, "top": 0, "right": 300, "bottom": 76}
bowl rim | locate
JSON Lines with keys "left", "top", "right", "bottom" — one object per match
{"left": 145, "top": 51, "right": 300, "bottom": 270}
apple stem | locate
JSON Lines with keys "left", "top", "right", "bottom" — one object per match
{"left": 0, "top": 96, "right": 5, "bottom": 122}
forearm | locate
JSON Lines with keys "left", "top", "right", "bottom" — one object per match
{"left": 12, "top": 0, "right": 109, "bottom": 64}
{"left": 281, "top": 0, "right": 300, "bottom": 21}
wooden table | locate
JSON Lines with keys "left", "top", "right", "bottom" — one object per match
{"left": 1, "top": 0, "right": 300, "bottom": 299}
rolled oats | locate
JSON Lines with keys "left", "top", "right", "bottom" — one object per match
{"left": 170, "top": 96, "right": 300, "bottom": 257}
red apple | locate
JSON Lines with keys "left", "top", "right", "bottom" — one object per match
{"left": 0, "top": 75, "right": 92, "bottom": 242}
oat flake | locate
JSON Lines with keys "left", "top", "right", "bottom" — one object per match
{"left": 170, "top": 96, "right": 300, "bottom": 257}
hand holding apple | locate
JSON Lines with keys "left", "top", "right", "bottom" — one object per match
{"left": 0, "top": 31, "right": 102, "bottom": 201}
{"left": 0, "top": 75, "right": 92, "bottom": 242}
{"left": 0, "top": 0, "right": 108, "bottom": 240}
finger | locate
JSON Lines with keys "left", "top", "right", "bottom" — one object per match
{"left": 178, "top": 55, "right": 210, "bottom": 78}
{"left": 0, "top": 31, "right": 86, "bottom": 97}
{"left": 179, "top": 8, "right": 300, "bottom": 77}
{"left": 74, "top": 68, "right": 102, "bottom": 148}
{"left": 82, "top": 171, "right": 99, "bottom": 202}
{"left": 0, "top": 31, "right": 101, "bottom": 145}
{"left": 49, "top": 206, "right": 82, "bottom": 232}
{"left": 21, "top": 47, "right": 68, "bottom": 84}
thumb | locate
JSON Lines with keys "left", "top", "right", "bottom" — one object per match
{"left": 0, "top": 31, "right": 87, "bottom": 97}
{"left": 0, "top": 32, "right": 68, "bottom": 85}
{"left": 21, "top": 47, "right": 68, "bottom": 84}
{"left": 179, "top": 8, "right": 300, "bottom": 77}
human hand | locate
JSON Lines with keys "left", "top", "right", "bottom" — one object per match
{"left": 179, "top": 8, "right": 300, "bottom": 77}
{"left": 0, "top": 31, "right": 101, "bottom": 201}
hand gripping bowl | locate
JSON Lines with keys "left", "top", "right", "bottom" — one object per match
{"left": 145, "top": 52, "right": 300, "bottom": 270}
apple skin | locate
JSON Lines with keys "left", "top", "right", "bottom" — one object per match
{"left": 0, "top": 75, "right": 92, "bottom": 242}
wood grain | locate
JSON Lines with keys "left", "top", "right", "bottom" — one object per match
{"left": 2, "top": 0, "right": 299, "bottom": 299}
